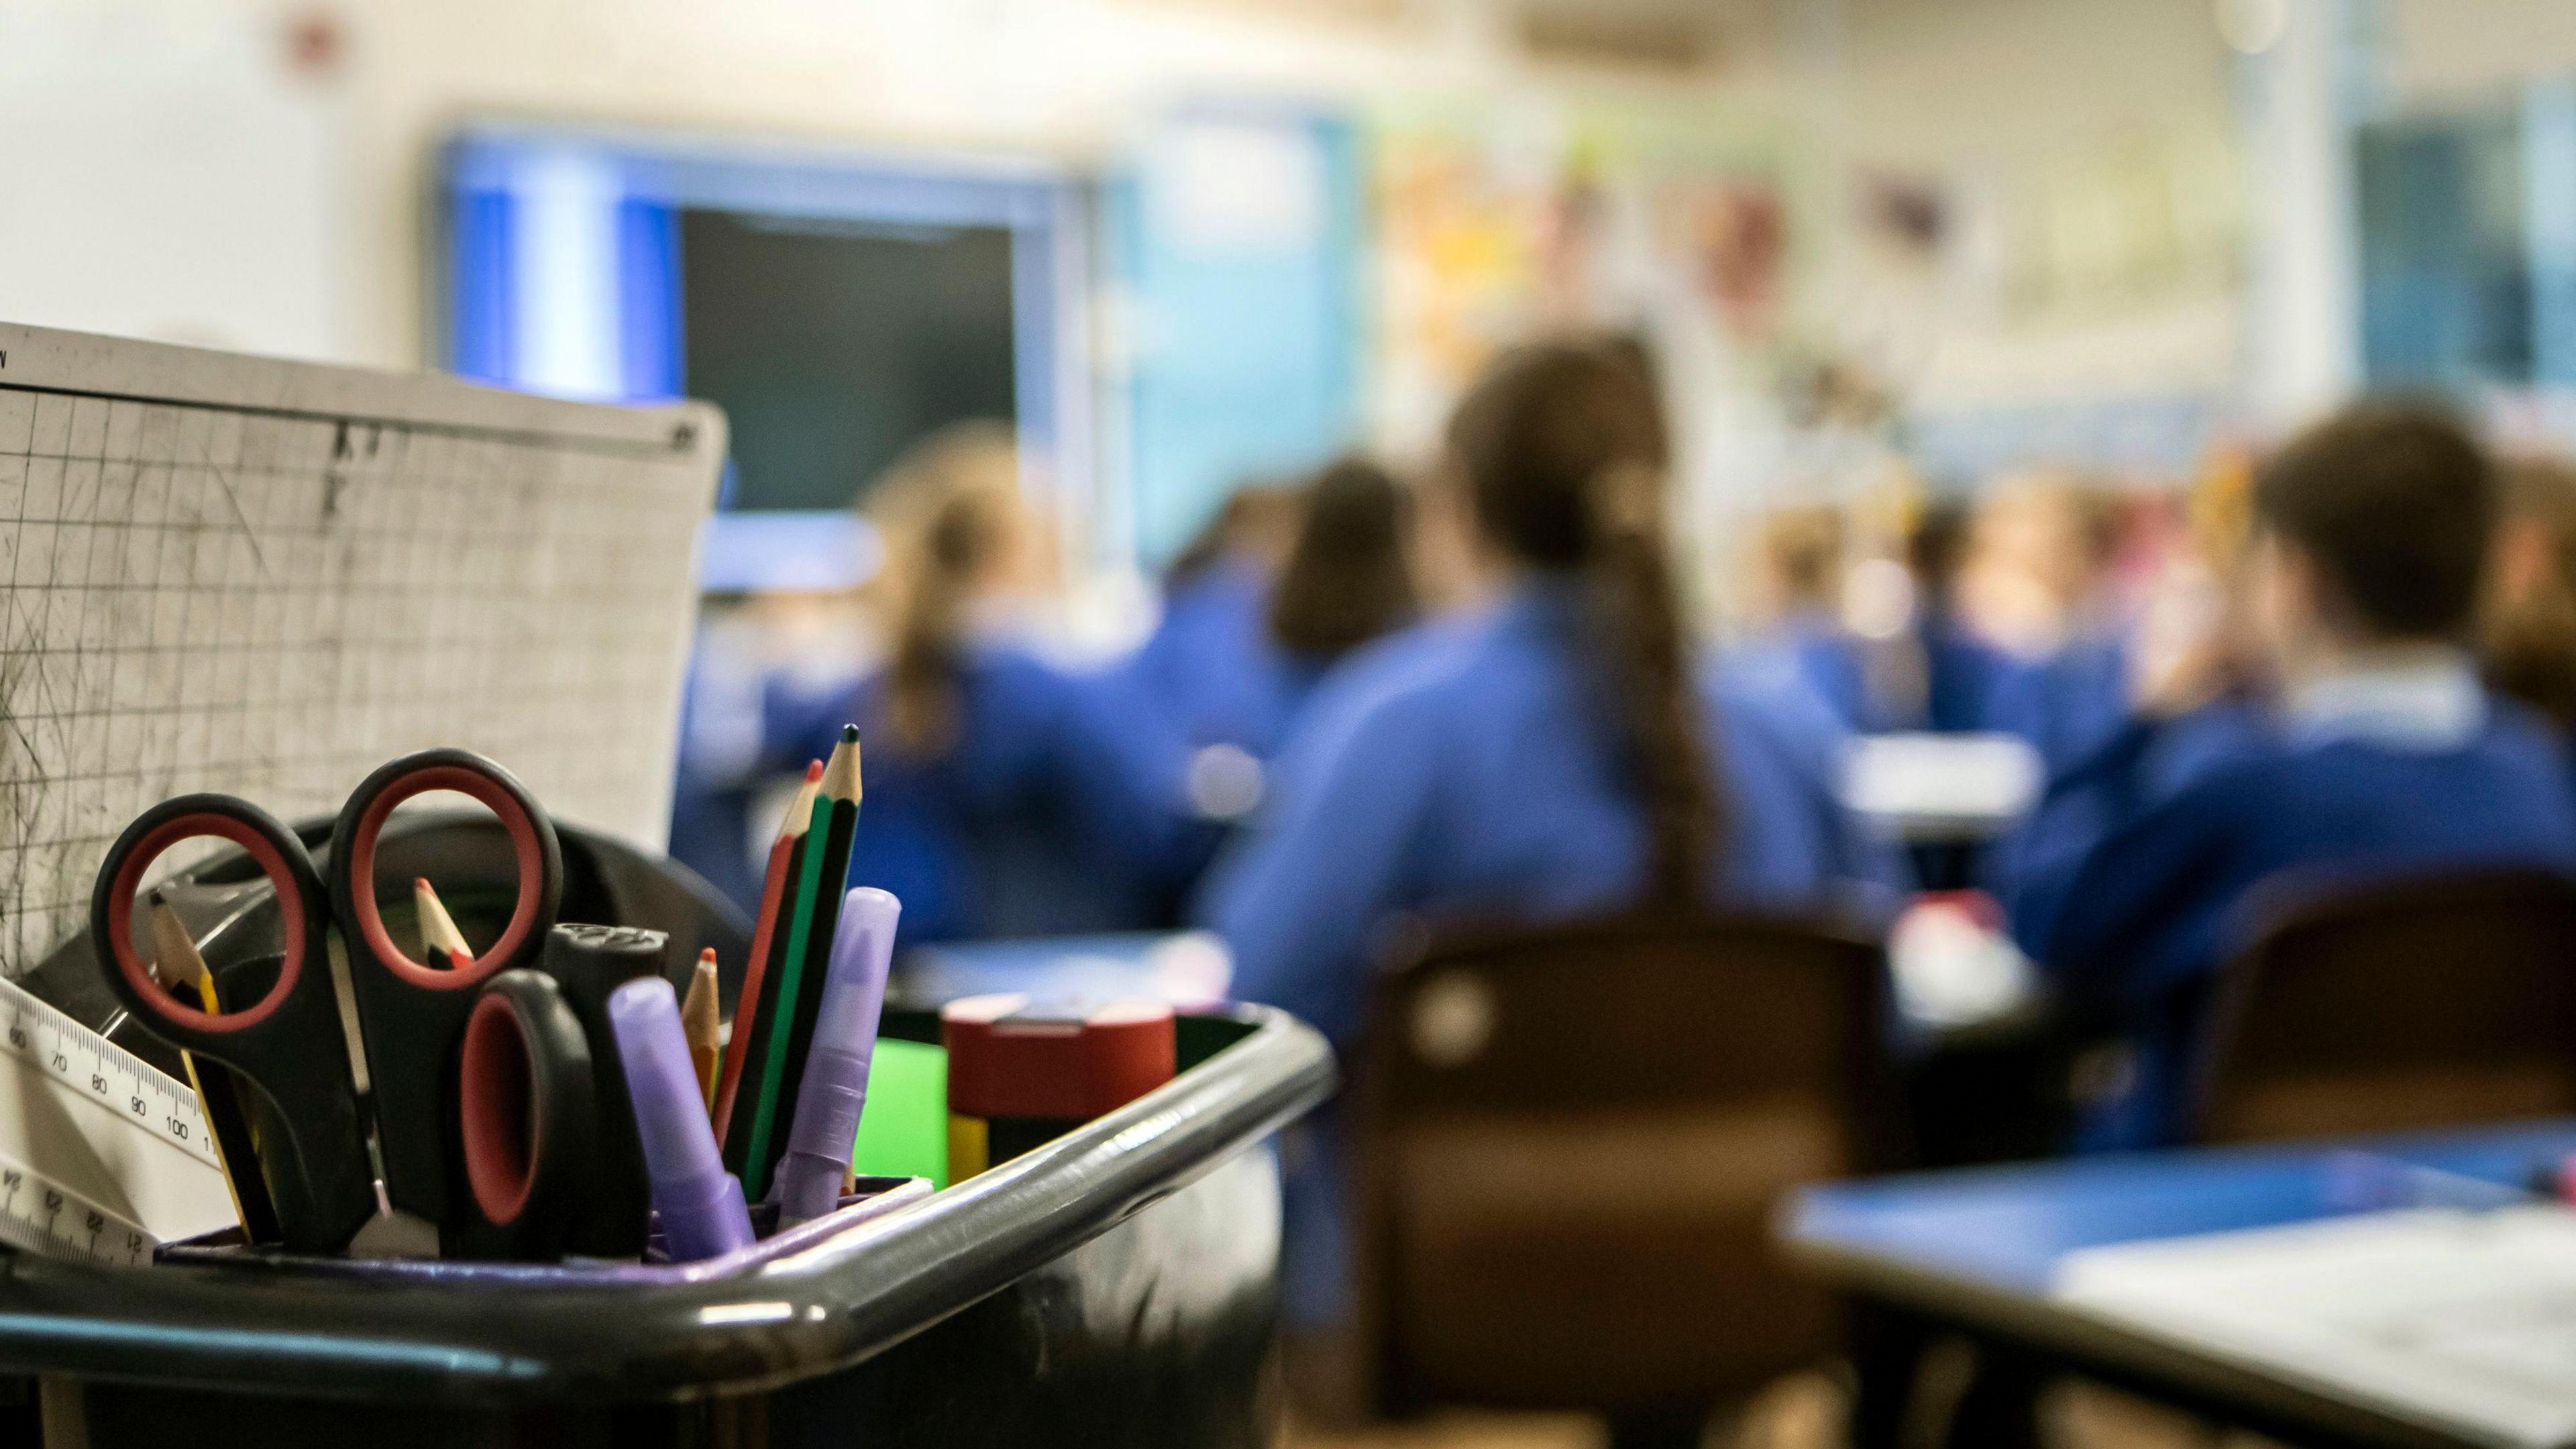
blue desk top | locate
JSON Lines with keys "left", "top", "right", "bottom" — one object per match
{"left": 1786, "top": 1120, "right": 2576, "bottom": 1294}
{"left": 893, "top": 930, "right": 1231, "bottom": 1010}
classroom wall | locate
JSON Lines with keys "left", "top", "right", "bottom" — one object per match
{"left": 0, "top": 0, "right": 2237, "bottom": 405}
{"left": 1822, "top": 0, "right": 2245, "bottom": 449}
{"left": 2383, "top": 0, "right": 2576, "bottom": 108}
{"left": 1837, "top": 0, "right": 2233, "bottom": 175}
{"left": 340, "top": 0, "right": 1788, "bottom": 377}
{"left": 5, "top": 0, "right": 1774, "bottom": 368}
{"left": 28, "top": 0, "right": 2576, "bottom": 466}
{"left": 0, "top": 3, "right": 348, "bottom": 362}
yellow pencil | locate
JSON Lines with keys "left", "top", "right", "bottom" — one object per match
{"left": 148, "top": 894, "right": 272, "bottom": 1238}
{"left": 147, "top": 894, "right": 218, "bottom": 1016}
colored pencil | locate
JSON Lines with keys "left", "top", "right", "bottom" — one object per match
{"left": 758, "top": 728, "right": 867, "bottom": 1193}
{"left": 716, "top": 762, "right": 821, "bottom": 1160}
{"left": 683, "top": 947, "right": 722, "bottom": 1116}
{"left": 741, "top": 726, "right": 861, "bottom": 1198}
{"left": 415, "top": 877, "right": 470, "bottom": 965}
{"left": 150, "top": 894, "right": 280, "bottom": 1243}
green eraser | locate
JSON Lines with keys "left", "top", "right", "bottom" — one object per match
{"left": 850, "top": 1038, "right": 949, "bottom": 1189}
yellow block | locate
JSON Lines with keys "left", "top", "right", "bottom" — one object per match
{"left": 946, "top": 1114, "right": 988, "bottom": 1182}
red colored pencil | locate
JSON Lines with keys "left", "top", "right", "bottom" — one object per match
{"left": 711, "top": 761, "right": 820, "bottom": 1145}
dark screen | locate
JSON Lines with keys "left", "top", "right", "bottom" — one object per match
{"left": 680, "top": 210, "right": 1018, "bottom": 512}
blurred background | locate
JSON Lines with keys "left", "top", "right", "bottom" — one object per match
{"left": 23, "top": 0, "right": 2557, "bottom": 587}
{"left": 16, "top": 3, "right": 2576, "bottom": 1440}
{"left": 15, "top": 0, "right": 2566, "bottom": 680}
{"left": 11, "top": 7, "right": 2559, "bottom": 619}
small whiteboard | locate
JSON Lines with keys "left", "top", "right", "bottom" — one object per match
{"left": 0, "top": 322, "right": 725, "bottom": 977}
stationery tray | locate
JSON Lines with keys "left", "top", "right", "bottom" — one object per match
{"left": 0, "top": 1004, "right": 1334, "bottom": 1407}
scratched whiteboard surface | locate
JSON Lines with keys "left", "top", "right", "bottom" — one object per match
{"left": 0, "top": 323, "right": 726, "bottom": 979}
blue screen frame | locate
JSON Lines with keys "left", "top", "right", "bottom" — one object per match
{"left": 435, "top": 123, "right": 1088, "bottom": 591}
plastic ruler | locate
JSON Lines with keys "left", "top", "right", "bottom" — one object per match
{"left": 0, "top": 973, "right": 233, "bottom": 1267}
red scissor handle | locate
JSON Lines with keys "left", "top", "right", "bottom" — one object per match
{"left": 89, "top": 792, "right": 378, "bottom": 1252}
{"left": 329, "top": 749, "right": 563, "bottom": 989}
{"left": 92, "top": 796, "right": 325, "bottom": 1038}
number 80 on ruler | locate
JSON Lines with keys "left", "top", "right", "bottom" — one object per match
{"left": 0, "top": 974, "right": 231, "bottom": 1267}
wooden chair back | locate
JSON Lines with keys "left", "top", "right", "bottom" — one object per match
{"left": 2194, "top": 869, "right": 2576, "bottom": 1143}
{"left": 1351, "top": 912, "right": 1894, "bottom": 1415}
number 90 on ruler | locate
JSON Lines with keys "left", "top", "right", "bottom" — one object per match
{"left": 0, "top": 973, "right": 232, "bottom": 1267}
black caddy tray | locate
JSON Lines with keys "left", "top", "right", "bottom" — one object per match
{"left": 0, "top": 1006, "right": 1334, "bottom": 1449}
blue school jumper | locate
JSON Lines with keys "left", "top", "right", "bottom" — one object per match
{"left": 1746, "top": 612, "right": 2023, "bottom": 736}
{"left": 2004, "top": 657, "right": 2576, "bottom": 1148}
{"left": 766, "top": 645, "right": 1191, "bottom": 947}
{"left": 1204, "top": 585, "right": 1894, "bottom": 1051}
{"left": 1116, "top": 559, "right": 1322, "bottom": 761}
{"left": 1988, "top": 631, "right": 2132, "bottom": 778}
{"left": 1919, "top": 614, "right": 2023, "bottom": 735}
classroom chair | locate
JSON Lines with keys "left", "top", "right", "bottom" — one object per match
{"left": 2191, "top": 867, "right": 2576, "bottom": 1143}
{"left": 1348, "top": 911, "right": 1898, "bottom": 1449}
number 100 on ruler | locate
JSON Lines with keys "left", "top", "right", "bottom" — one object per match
{"left": 0, "top": 974, "right": 233, "bottom": 1266}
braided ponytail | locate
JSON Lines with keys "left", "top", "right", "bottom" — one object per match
{"left": 1448, "top": 342, "right": 1724, "bottom": 906}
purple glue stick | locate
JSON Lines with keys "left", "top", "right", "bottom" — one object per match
{"left": 607, "top": 975, "right": 755, "bottom": 1261}
{"left": 775, "top": 888, "right": 903, "bottom": 1226}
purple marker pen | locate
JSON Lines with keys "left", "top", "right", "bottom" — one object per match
{"left": 775, "top": 888, "right": 902, "bottom": 1226}
{"left": 606, "top": 975, "right": 755, "bottom": 1261}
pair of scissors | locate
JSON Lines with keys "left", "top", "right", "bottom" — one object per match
{"left": 90, "top": 748, "right": 586, "bottom": 1256}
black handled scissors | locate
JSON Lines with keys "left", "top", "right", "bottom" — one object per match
{"left": 91, "top": 748, "right": 580, "bottom": 1255}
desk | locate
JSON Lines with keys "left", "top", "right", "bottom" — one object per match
{"left": 1783, "top": 1122, "right": 2576, "bottom": 1449}
{"left": 1845, "top": 733, "right": 2043, "bottom": 845}
{"left": 892, "top": 930, "right": 1232, "bottom": 1010}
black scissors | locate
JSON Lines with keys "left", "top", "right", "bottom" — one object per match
{"left": 91, "top": 748, "right": 588, "bottom": 1256}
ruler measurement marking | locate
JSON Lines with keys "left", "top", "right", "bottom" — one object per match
{"left": 1, "top": 979, "right": 216, "bottom": 1167}
{"left": 0, "top": 1154, "right": 155, "bottom": 1267}
{"left": 0, "top": 975, "right": 228, "bottom": 1267}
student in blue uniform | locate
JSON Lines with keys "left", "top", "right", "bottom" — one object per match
{"left": 1203, "top": 341, "right": 1887, "bottom": 1379}
{"left": 2006, "top": 404, "right": 2576, "bottom": 1149}
{"left": 1208, "top": 341, "right": 1890, "bottom": 1386}
{"left": 1116, "top": 482, "right": 1303, "bottom": 759}
{"left": 1741, "top": 506, "right": 1878, "bottom": 729}
{"left": 1205, "top": 341, "right": 1890, "bottom": 1050}
{"left": 1977, "top": 482, "right": 2135, "bottom": 773}
{"left": 1087, "top": 460, "right": 1424, "bottom": 928}
{"left": 766, "top": 424, "right": 1186, "bottom": 945}
{"left": 1247, "top": 457, "right": 1419, "bottom": 752}
{"left": 1746, "top": 500, "right": 2022, "bottom": 737}
{"left": 1138, "top": 462, "right": 1420, "bottom": 765}
{"left": 1901, "top": 499, "right": 2033, "bottom": 735}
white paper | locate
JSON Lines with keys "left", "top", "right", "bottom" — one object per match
{"left": 1844, "top": 731, "right": 2043, "bottom": 837}
{"left": 2057, "top": 1205, "right": 2576, "bottom": 1449}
